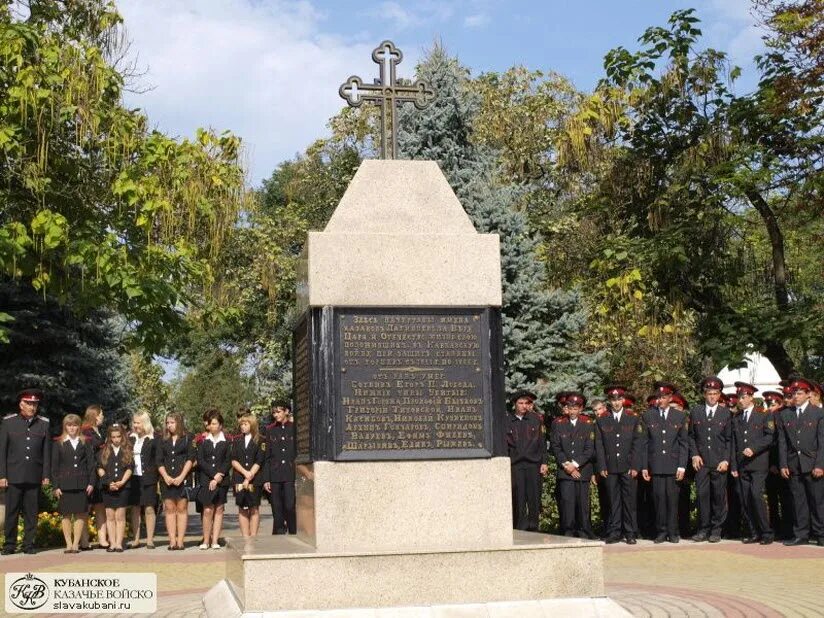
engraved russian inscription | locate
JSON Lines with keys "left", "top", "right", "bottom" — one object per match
{"left": 336, "top": 310, "right": 488, "bottom": 456}
{"left": 293, "top": 317, "right": 311, "bottom": 458}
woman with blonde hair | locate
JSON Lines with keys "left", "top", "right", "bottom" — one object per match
{"left": 128, "top": 410, "right": 158, "bottom": 548}
{"left": 80, "top": 404, "right": 107, "bottom": 550}
{"left": 231, "top": 413, "right": 265, "bottom": 537}
{"left": 52, "top": 414, "right": 96, "bottom": 553}
{"left": 156, "top": 412, "right": 195, "bottom": 550}
{"left": 97, "top": 424, "right": 133, "bottom": 552}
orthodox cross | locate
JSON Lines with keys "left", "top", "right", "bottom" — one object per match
{"left": 339, "top": 40, "right": 436, "bottom": 159}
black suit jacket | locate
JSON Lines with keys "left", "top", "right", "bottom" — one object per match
{"left": 129, "top": 435, "right": 158, "bottom": 486}
{"left": 506, "top": 412, "right": 547, "bottom": 466}
{"left": 731, "top": 408, "right": 774, "bottom": 472}
{"left": 230, "top": 435, "right": 265, "bottom": 485}
{"left": 0, "top": 413, "right": 51, "bottom": 484}
{"left": 688, "top": 404, "right": 733, "bottom": 467}
{"left": 641, "top": 407, "right": 689, "bottom": 474}
{"left": 595, "top": 410, "right": 644, "bottom": 473}
{"left": 51, "top": 439, "right": 96, "bottom": 490}
{"left": 197, "top": 437, "right": 231, "bottom": 487}
{"left": 550, "top": 416, "right": 595, "bottom": 481}
{"left": 263, "top": 422, "right": 296, "bottom": 483}
{"left": 778, "top": 404, "right": 824, "bottom": 473}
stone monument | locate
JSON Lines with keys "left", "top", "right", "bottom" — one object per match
{"left": 205, "top": 41, "right": 626, "bottom": 618}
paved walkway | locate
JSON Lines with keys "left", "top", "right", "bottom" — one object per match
{"left": 3, "top": 508, "right": 824, "bottom": 617}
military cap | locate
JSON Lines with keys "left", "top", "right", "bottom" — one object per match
{"left": 646, "top": 394, "right": 658, "bottom": 406}
{"left": 511, "top": 390, "right": 537, "bottom": 404}
{"left": 565, "top": 392, "right": 586, "bottom": 407}
{"left": 762, "top": 391, "right": 783, "bottom": 405}
{"left": 734, "top": 381, "right": 757, "bottom": 396}
{"left": 623, "top": 394, "right": 637, "bottom": 408}
{"left": 700, "top": 376, "right": 724, "bottom": 391}
{"left": 652, "top": 381, "right": 676, "bottom": 395}
{"left": 722, "top": 392, "right": 739, "bottom": 407}
{"left": 789, "top": 377, "right": 815, "bottom": 393}
{"left": 16, "top": 388, "right": 43, "bottom": 403}
{"left": 671, "top": 392, "right": 688, "bottom": 409}
{"left": 604, "top": 384, "right": 627, "bottom": 398}
{"left": 554, "top": 391, "right": 569, "bottom": 405}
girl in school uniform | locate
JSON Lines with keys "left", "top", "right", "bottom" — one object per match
{"left": 52, "top": 414, "right": 96, "bottom": 553}
{"left": 97, "top": 424, "right": 133, "bottom": 553}
{"left": 80, "top": 404, "right": 107, "bottom": 549}
{"left": 156, "top": 412, "right": 195, "bottom": 550}
{"left": 196, "top": 409, "right": 231, "bottom": 549}
{"left": 128, "top": 410, "right": 158, "bottom": 549}
{"left": 230, "top": 413, "right": 265, "bottom": 537}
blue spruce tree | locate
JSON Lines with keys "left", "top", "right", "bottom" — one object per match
{"left": 397, "top": 44, "right": 605, "bottom": 407}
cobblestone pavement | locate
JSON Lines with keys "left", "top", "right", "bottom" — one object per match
{"left": 3, "top": 511, "right": 824, "bottom": 617}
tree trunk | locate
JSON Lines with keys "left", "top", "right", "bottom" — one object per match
{"left": 745, "top": 189, "right": 795, "bottom": 378}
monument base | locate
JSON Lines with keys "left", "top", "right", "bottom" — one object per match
{"left": 204, "top": 532, "right": 620, "bottom": 616}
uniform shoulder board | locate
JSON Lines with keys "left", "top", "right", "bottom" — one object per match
{"left": 3, "top": 413, "right": 16, "bottom": 420}
{"left": 527, "top": 411, "right": 543, "bottom": 422}
{"left": 260, "top": 441, "right": 266, "bottom": 451}
{"left": 36, "top": 415, "right": 49, "bottom": 423}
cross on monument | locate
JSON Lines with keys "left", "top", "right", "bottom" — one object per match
{"left": 339, "top": 40, "right": 436, "bottom": 160}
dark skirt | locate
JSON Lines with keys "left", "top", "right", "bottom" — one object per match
{"left": 89, "top": 485, "right": 103, "bottom": 505}
{"left": 160, "top": 481, "right": 188, "bottom": 501}
{"left": 58, "top": 489, "right": 90, "bottom": 515}
{"left": 235, "top": 484, "right": 263, "bottom": 509}
{"left": 102, "top": 487, "right": 129, "bottom": 509}
{"left": 199, "top": 485, "right": 229, "bottom": 507}
{"left": 127, "top": 476, "right": 158, "bottom": 508}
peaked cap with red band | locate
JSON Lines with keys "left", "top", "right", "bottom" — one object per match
{"left": 789, "top": 378, "right": 815, "bottom": 392}
{"left": 700, "top": 376, "right": 724, "bottom": 391}
{"left": 511, "top": 390, "right": 537, "bottom": 404}
{"left": 646, "top": 394, "right": 657, "bottom": 406}
{"left": 762, "top": 391, "right": 783, "bottom": 404}
{"left": 565, "top": 392, "right": 586, "bottom": 407}
{"left": 604, "top": 384, "right": 627, "bottom": 398}
{"left": 671, "top": 393, "right": 688, "bottom": 409}
{"left": 734, "top": 381, "right": 758, "bottom": 396}
{"left": 17, "top": 388, "right": 43, "bottom": 403}
{"left": 722, "top": 393, "right": 739, "bottom": 407}
{"left": 623, "top": 394, "right": 637, "bottom": 408}
{"left": 652, "top": 381, "right": 676, "bottom": 395}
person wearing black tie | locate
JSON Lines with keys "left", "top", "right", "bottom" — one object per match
{"left": 596, "top": 385, "right": 644, "bottom": 544}
{"left": 688, "top": 376, "right": 732, "bottom": 543}
{"left": 550, "top": 392, "right": 596, "bottom": 538}
{"left": 730, "top": 381, "right": 775, "bottom": 544}
{"left": 777, "top": 378, "right": 824, "bottom": 546}
{"left": 641, "top": 381, "right": 688, "bottom": 543}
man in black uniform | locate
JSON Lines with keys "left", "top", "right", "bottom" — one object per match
{"left": 763, "top": 390, "right": 792, "bottom": 539}
{"left": 778, "top": 378, "right": 824, "bottom": 546}
{"left": 263, "top": 402, "right": 296, "bottom": 535}
{"left": 641, "top": 381, "right": 688, "bottom": 543}
{"left": 550, "top": 392, "right": 595, "bottom": 538}
{"left": 596, "top": 385, "right": 643, "bottom": 544}
{"left": 731, "top": 381, "right": 775, "bottom": 544}
{"left": 688, "top": 376, "right": 732, "bottom": 543}
{"left": 0, "top": 389, "right": 51, "bottom": 554}
{"left": 506, "top": 390, "right": 547, "bottom": 532}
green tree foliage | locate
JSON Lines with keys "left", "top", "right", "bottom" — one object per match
{"left": 398, "top": 45, "right": 606, "bottom": 405}
{"left": 0, "top": 1, "right": 246, "bottom": 352}
{"left": 0, "top": 279, "right": 133, "bottom": 425}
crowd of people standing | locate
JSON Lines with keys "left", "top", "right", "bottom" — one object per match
{"left": 507, "top": 376, "right": 824, "bottom": 547}
{"left": 0, "top": 393, "right": 298, "bottom": 555}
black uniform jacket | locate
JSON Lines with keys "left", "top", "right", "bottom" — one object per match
{"left": 98, "top": 448, "right": 133, "bottom": 485}
{"left": 777, "top": 403, "right": 824, "bottom": 473}
{"left": 595, "top": 410, "right": 644, "bottom": 473}
{"left": 550, "top": 416, "right": 595, "bottom": 481}
{"left": 51, "top": 438, "right": 96, "bottom": 490}
{"left": 197, "top": 435, "right": 231, "bottom": 487}
{"left": 155, "top": 434, "right": 196, "bottom": 478}
{"left": 230, "top": 435, "right": 265, "bottom": 485}
{"left": 129, "top": 435, "right": 158, "bottom": 486}
{"left": 0, "top": 413, "right": 51, "bottom": 484}
{"left": 641, "top": 407, "right": 689, "bottom": 474}
{"left": 506, "top": 412, "right": 547, "bottom": 466}
{"left": 263, "top": 422, "right": 296, "bottom": 483}
{"left": 688, "top": 404, "right": 733, "bottom": 468}
{"left": 731, "top": 407, "right": 774, "bottom": 472}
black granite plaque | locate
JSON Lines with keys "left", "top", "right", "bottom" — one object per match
{"left": 292, "top": 307, "right": 505, "bottom": 462}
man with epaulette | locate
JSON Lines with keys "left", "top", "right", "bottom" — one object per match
{"left": 595, "top": 385, "right": 643, "bottom": 544}
{"left": 641, "top": 381, "right": 688, "bottom": 543}
{"left": 763, "top": 390, "right": 792, "bottom": 539}
{"left": 263, "top": 401, "right": 297, "bottom": 535}
{"left": 688, "top": 376, "right": 732, "bottom": 543}
{"left": 671, "top": 392, "right": 693, "bottom": 537}
{"left": 777, "top": 378, "right": 824, "bottom": 546}
{"left": 730, "top": 381, "right": 774, "bottom": 544}
{"left": 506, "top": 390, "right": 547, "bottom": 532}
{"left": 0, "top": 389, "right": 51, "bottom": 554}
{"left": 636, "top": 394, "right": 658, "bottom": 538}
{"left": 550, "top": 392, "right": 595, "bottom": 538}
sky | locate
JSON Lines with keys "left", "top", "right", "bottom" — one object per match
{"left": 118, "top": 0, "right": 767, "bottom": 185}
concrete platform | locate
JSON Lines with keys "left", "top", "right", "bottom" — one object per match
{"left": 206, "top": 532, "right": 606, "bottom": 615}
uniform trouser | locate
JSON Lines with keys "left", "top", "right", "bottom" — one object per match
{"left": 269, "top": 481, "right": 296, "bottom": 534}
{"left": 511, "top": 463, "right": 541, "bottom": 531}
{"left": 678, "top": 467, "right": 694, "bottom": 536}
{"left": 558, "top": 479, "right": 593, "bottom": 537}
{"left": 739, "top": 470, "right": 771, "bottom": 538}
{"left": 766, "top": 471, "right": 793, "bottom": 538}
{"left": 695, "top": 467, "right": 728, "bottom": 535}
{"left": 4, "top": 483, "right": 39, "bottom": 550}
{"left": 604, "top": 472, "right": 637, "bottom": 537}
{"left": 637, "top": 477, "right": 655, "bottom": 537}
{"left": 788, "top": 472, "right": 824, "bottom": 540}
{"left": 723, "top": 472, "right": 745, "bottom": 538}
{"left": 652, "top": 475, "right": 679, "bottom": 537}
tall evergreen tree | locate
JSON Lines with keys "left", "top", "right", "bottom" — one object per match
{"left": 398, "top": 45, "right": 605, "bottom": 405}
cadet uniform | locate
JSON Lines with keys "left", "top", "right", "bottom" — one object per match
{"left": 98, "top": 446, "right": 133, "bottom": 508}
{"left": 763, "top": 390, "right": 793, "bottom": 539}
{"left": 155, "top": 434, "right": 196, "bottom": 500}
{"left": 263, "top": 420, "right": 297, "bottom": 534}
{"left": 636, "top": 394, "right": 658, "bottom": 538}
{"left": 507, "top": 391, "right": 546, "bottom": 532}
{"left": 777, "top": 378, "right": 824, "bottom": 545}
{"left": 230, "top": 433, "right": 265, "bottom": 508}
{"left": 0, "top": 389, "right": 51, "bottom": 554}
{"left": 550, "top": 393, "right": 595, "bottom": 538}
{"left": 128, "top": 434, "right": 158, "bottom": 508}
{"left": 688, "top": 377, "right": 732, "bottom": 542}
{"left": 196, "top": 433, "right": 231, "bottom": 506}
{"left": 51, "top": 436, "right": 96, "bottom": 515}
{"left": 672, "top": 392, "right": 693, "bottom": 538}
{"left": 596, "top": 385, "right": 644, "bottom": 544}
{"left": 731, "top": 383, "right": 775, "bottom": 543}
{"left": 641, "top": 382, "right": 689, "bottom": 543}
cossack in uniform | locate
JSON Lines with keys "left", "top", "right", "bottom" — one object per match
{"left": 51, "top": 436, "right": 96, "bottom": 515}
{"left": 506, "top": 390, "right": 546, "bottom": 533}
{"left": 263, "top": 420, "right": 297, "bottom": 534}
